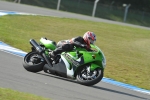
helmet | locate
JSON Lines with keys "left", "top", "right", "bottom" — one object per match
{"left": 83, "top": 31, "right": 96, "bottom": 45}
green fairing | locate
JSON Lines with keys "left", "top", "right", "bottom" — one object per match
{"left": 90, "top": 63, "right": 103, "bottom": 71}
{"left": 40, "top": 38, "right": 56, "bottom": 50}
{"left": 67, "top": 44, "right": 106, "bottom": 71}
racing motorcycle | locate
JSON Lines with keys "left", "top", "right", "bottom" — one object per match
{"left": 23, "top": 37, "right": 106, "bottom": 86}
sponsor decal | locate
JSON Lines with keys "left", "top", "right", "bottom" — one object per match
{"left": 63, "top": 53, "right": 80, "bottom": 67}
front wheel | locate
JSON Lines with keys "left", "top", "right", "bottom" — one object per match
{"left": 76, "top": 66, "right": 103, "bottom": 86}
{"left": 23, "top": 52, "right": 45, "bottom": 72}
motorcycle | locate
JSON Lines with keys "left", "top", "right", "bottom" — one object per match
{"left": 23, "top": 37, "right": 106, "bottom": 86}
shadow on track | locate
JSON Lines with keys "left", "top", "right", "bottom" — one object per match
{"left": 36, "top": 72, "right": 78, "bottom": 84}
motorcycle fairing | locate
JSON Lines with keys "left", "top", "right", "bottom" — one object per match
{"left": 61, "top": 55, "right": 74, "bottom": 78}
{"left": 62, "top": 53, "right": 84, "bottom": 67}
{"left": 45, "top": 58, "right": 67, "bottom": 78}
{"left": 61, "top": 53, "right": 84, "bottom": 78}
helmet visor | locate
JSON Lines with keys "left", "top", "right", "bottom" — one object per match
{"left": 89, "top": 37, "right": 96, "bottom": 44}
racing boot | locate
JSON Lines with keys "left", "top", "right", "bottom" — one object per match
{"left": 49, "top": 51, "right": 56, "bottom": 61}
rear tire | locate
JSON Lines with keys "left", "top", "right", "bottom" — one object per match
{"left": 23, "top": 52, "right": 45, "bottom": 72}
{"left": 76, "top": 65, "right": 103, "bottom": 86}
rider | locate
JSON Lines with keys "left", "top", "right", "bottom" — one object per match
{"left": 49, "top": 31, "right": 96, "bottom": 60}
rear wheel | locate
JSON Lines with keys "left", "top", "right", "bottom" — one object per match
{"left": 23, "top": 52, "right": 45, "bottom": 72}
{"left": 76, "top": 65, "right": 103, "bottom": 86}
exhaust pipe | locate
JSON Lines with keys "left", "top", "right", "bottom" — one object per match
{"left": 30, "top": 39, "right": 43, "bottom": 54}
{"left": 30, "top": 39, "right": 53, "bottom": 68}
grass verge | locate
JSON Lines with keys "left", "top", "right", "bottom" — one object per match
{"left": 0, "top": 87, "right": 50, "bottom": 100}
{"left": 0, "top": 15, "right": 149, "bottom": 91}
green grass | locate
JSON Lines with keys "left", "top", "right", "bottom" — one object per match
{"left": 0, "top": 15, "right": 150, "bottom": 91}
{"left": 0, "top": 87, "right": 50, "bottom": 100}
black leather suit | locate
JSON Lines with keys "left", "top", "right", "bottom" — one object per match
{"left": 52, "top": 36, "right": 90, "bottom": 55}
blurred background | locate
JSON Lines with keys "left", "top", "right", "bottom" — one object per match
{"left": 5, "top": 0, "right": 150, "bottom": 27}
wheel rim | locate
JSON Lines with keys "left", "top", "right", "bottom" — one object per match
{"left": 78, "top": 66, "right": 101, "bottom": 81}
{"left": 26, "top": 53, "right": 44, "bottom": 65}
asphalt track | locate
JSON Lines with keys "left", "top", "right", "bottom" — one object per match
{"left": 0, "top": 48, "right": 150, "bottom": 100}
{"left": 0, "top": 1, "right": 150, "bottom": 100}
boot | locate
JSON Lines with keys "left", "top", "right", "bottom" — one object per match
{"left": 49, "top": 51, "right": 56, "bottom": 60}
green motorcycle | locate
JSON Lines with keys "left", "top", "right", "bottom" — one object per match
{"left": 23, "top": 37, "right": 106, "bottom": 86}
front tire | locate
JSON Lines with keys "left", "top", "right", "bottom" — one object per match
{"left": 23, "top": 52, "right": 45, "bottom": 72}
{"left": 76, "top": 66, "right": 103, "bottom": 86}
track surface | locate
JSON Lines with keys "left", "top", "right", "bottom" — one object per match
{"left": 0, "top": 1, "right": 150, "bottom": 100}
{"left": 0, "top": 51, "right": 150, "bottom": 100}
